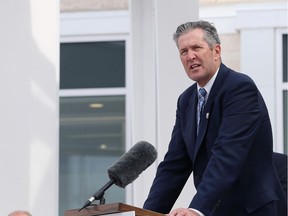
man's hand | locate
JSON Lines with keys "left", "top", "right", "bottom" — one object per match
{"left": 166, "top": 208, "right": 200, "bottom": 216}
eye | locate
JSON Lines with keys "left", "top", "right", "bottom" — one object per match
{"left": 180, "top": 49, "right": 187, "bottom": 56}
{"left": 193, "top": 46, "right": 201, "bottom": 51}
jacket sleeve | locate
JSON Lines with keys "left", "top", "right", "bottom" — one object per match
{"left": 143, "top": 96, "right": 193, "bottom": 214}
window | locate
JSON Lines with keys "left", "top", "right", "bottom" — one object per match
{"left": 59, "top": 41, "right": 126, "bottom": 215}
{"left": 276, "top": 29, "right": 288, "bottom": 154}
{"left": 284, "top": 90, "right": 287, "bottom": 153}
{"left": 282, "top": 34, "right": 287, "bottom": 154}
{"left": 60, "top": 41, "right": 125, "bottom": 89}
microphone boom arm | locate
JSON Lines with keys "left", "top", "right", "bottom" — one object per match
{"left": 79, "top": 179, "right": 116, "bottom": 211}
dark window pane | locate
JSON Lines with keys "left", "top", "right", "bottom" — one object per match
{"left": 59, "top": 96, "right": 126, "bottom": 215}
{"left": 284, "top": 90, "right": 287, "bottom": 154}
{"left": 283, "top": 34, "right": 287, "bottom": 82}
{"left": 60, "top": 41, "right": 125, "bottom": 89}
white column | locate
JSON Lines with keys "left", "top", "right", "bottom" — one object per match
{"left": 129, "top": 0, "right": 198, "bottom": 209}
{"left": 0, "top": 0, "right": 59, "bottom": 215}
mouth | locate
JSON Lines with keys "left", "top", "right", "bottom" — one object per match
{"left": 189, "top": 64, "right": 200, "bottom": 70}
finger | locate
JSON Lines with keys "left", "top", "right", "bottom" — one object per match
{"left": 168, "top": 210, "right": 179, "bottom": 216}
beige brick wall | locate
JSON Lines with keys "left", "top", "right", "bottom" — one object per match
{"left": 220, "top": 34, "right": 241, "bottom": 71}
{"left": 60, "top": 0, "right": 286, "bottom": 11}
{"left": 60, "top": 0, "right": 128, "bottom": 12}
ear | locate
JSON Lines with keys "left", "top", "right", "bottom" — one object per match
{"left": 214, "top": 44, "right": 221, "bottom": 61}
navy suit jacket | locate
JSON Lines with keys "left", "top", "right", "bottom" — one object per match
{"left": 273, "top": 152, "right": 287, "bottom": 201}
{"left": 143, "top": 64, "right": 287, "bottom": 216}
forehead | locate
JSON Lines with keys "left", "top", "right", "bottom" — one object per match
{"left": 178, "top": 28, "right": 206, "bottom": 47}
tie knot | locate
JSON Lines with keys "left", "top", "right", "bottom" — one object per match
{"left": 199, "top": 88, "right": 206, "bottom": 98}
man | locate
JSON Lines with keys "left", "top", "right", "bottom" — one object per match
{"left": 8, "top": 210, "right": 32, "bottom": 216}
{"left": 143, "top": 20, "right": 287, "bottom": 216}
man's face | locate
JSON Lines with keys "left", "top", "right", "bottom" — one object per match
{"left": 177, "top": 28, "right": 221, "bottom": 86}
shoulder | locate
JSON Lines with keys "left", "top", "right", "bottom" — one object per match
{"left": 220, "top": 64, "right": 255, "bottom": 84}
{"left": 218, "top": 64, "right": 258, "bottom": 94}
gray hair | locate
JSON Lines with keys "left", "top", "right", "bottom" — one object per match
{"left": 8, "top": 210, "right": 32, "bottom": 216}
{"left": 173, "top": 20, "right": 221, "bottom": 49}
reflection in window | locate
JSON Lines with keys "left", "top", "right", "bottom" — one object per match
{"left": 59, "top": 96, "right": 125, "bottom": 215}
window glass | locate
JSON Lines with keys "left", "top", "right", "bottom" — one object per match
{"left": 284, "top": 90, "right": 287, "bottom": 154}
{"left": 59, "top": 96, "right": 126, "bottom": 215}
{"left": 283, "top": 34, "right": 287, "bottom": 82}
{"left": 282, "top": 34, "right": 288, "bottom": 154}
{"left": 60, "top": 41, "right": 125, "bottom": 89}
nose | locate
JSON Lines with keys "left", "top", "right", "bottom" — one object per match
{"left": 187, "top": 50, "right": 196, "bottom": 60}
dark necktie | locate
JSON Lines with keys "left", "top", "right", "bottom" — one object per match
{"left": 197, "top": 88, "right": 207, "bottom": 132}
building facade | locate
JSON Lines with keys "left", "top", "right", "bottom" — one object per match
{"left": 59, "top": 0, "right": 287, "bottom": 215}
{"left": 0, "top": 0, "right": 286, "bottom": 216}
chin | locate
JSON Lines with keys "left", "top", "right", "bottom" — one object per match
{"left": 188, "top": 73, "right": 201, "bottom": 81}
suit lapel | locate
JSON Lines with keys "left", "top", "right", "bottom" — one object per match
{"left": 184, "top": 86, "right": 198, "bottom": 157}
{"left": 193, "top": 64, "right": 228, "bottom": 161}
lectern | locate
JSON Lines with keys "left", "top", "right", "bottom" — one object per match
{"left": 64, "top": 203, "right": 164, "bottom": 216}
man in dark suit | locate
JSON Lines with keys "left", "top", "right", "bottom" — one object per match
{"left": 143, "top": 20, "right": 287, "bottom": 216}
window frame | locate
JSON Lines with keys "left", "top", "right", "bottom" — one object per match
{"left": 275, "top": 28, "right": 288, "bottom": 153}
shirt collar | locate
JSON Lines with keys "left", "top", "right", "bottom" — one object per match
{"left": 197, "top": 67, "right": 219, "bottom": 99}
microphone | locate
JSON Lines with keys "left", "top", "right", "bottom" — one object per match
{"left": 108, "top": 140, "right": 157, "bottom": 188}
{"left": 79, "top": 141, "right": 157, "bottom": 211}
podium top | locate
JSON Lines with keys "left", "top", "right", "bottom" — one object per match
{"left": 64, "top": 203, "right": 164, "bottom": 216}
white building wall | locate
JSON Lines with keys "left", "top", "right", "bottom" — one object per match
{"left": 0, "top": 1, "right": 59, "bottom": 215}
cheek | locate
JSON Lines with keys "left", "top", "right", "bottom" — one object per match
{"left": 180, "top": 57, "right": 187, "bottom": 66}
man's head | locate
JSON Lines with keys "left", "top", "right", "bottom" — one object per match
{"left": 173, "top": 20, "right": 222, "bottom": 86}
{"left": 8, "top": 210, "right": 32, "bottom": 216}
{"left": 173, "top": 20, "right": 221, "bottom": 48}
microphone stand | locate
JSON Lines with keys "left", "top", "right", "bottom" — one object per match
{"left": 79, "top": 179, "right": 116, "bottom": 212}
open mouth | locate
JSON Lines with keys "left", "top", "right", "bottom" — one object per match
{"left": 189, "top": 64, "right": 200, "bottom": 70}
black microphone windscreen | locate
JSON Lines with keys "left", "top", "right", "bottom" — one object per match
{"left": 107, "top": 141, "right": 157, "bottom": 188}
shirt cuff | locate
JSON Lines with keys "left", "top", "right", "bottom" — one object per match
{"left": 189, "top": 208, "right": 205, "bottom": 216}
